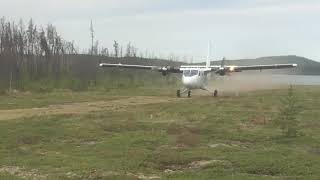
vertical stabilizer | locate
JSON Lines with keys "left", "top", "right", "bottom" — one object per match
{"left": 206, "top": 42, "right": 211, "bottom": 68}
{"left": 221, "top": 57, "right": 225, "bottom": 68}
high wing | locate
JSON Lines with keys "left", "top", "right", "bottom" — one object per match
{"left": 99, "top": 63, "right": 156, "bottom": 70}
{"left": 99, "top": 63, "right": 182, "bottom": 75}
{"left": 100, "top": 62, "right": 297, "bottom": 76}
{"left": 213, "top": 64, "right": 298, "bottom": 75}
{"left": 181, "top": 63, "right": 297, "bottom": 75}
{"left": 222, "top": 64, "right": 298, "bottom": 72}
{"left": 181, "top": 64, "right": 297, "bottom": 70}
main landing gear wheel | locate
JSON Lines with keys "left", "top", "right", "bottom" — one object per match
{"left": 213, "top": 90, "right": 218, "bottom": 97}
{"left": 176, "top": 90, "right": 181, "bottom": 98}
{"left": 188, "top": 91, "right": 191, "bottom": 98}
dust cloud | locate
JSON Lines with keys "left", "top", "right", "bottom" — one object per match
{"left": 211, "top": 73, "right": 285, "bottom": 90}
{"left": 203, "top": 72, "right": 291, "bottom": 96}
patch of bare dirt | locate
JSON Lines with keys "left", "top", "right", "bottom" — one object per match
{"left": 188, "top": 160, "right": 229, "bottom": 169}
{"left": 0, "top": 96, "right": 182, "bottom": 121}
{"left": 87, "top": 170, "right": 161, "bottom": 180}
{"left": 0, "top": 166, "right": 47, "bottom": 179}
{"left": 164, "top": 159, "right": 231, "bottom": 174}
{"left": 208, "top": 143, "right": 235, "bottom": 148}
{"left": 208, "top": 141, "right": 252, "bottom": 149}
{"left": 135, "top": 173, "right": 161, "bottom": 180}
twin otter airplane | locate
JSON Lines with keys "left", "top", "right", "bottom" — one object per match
{"left": 99, "top": 48, "right": 297, "bottom": 97}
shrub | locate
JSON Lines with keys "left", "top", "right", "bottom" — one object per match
{"left": 274, "top": 85, "right": 302, "bottom": 137}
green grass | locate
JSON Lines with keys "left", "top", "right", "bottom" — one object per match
{"left": 0, "top": 173, "right": 24, "bottom": 180}
{"left": 0, "top": 87, "right": 176, "bottom": 110}
{"left": 0, "top": 86, "right": 319, "bottom": 179}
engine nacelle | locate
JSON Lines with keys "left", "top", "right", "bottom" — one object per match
{"left": 219, "top": 71, "right": 226, "bottom": 76}
{"left": 162, "top": 71, "right": 168, "bottom": 76}
{"left": 217, "top": 67, "right": 237, "bottom": 76}
{"left": 216, "top": 67, "right": 227, "bottom": 76}
{"left": 160, "top": 66, "right": 169, "bottom": 76}
{"left": 158, "top": 66, "right": 181, "bottom": 76}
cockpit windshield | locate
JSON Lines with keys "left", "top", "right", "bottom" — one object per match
{"left": 183, "top": 70, "right": 199, "bottom": 77}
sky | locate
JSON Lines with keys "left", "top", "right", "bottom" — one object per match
{"left": 1, "top": 0, "right": 320, "bottom": 62}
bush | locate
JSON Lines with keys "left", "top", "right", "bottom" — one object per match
{"left": 274, "top": 85, "right": 302, "bottom": 137}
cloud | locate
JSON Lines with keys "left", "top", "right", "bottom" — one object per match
{"left": 1, "top": 0, "right": 320, "bottom": 61}
{"left": 4, "top": 0, "right": 320, "bottom": 21}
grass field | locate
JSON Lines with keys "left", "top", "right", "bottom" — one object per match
{"left": 0, "top": 86, "right": 319, "bottom": 179}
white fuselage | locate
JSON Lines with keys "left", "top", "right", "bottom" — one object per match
{"left": 182, "top": 69, "right": 208, "bottom": 90}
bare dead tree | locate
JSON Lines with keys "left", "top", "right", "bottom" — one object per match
{"left": 0, "top": 17, "right": 168, "bottom": 92}
{"left": 39, "top": 28, "right": 50, "bottom": 57}
{"left": 101, "top": 47, "right": 109, "bottom": 57}
{"left": 113, "top": 40, "right": 119, "bottom": 58}
{"left": 126, "top": 42, "right": 131, "bottom": 57}
{"left": 90, "top": 20, "right": 94, "bottom": 55}
{"left": 18, "top": 19, "right": 26, "bottom": 57}
{"left": 27, "top": 19, "right": 35, "bottom": 55}
{"left": 93, "top": 40, "right": 99, "bottom": 55}
{"left": 120, "top": 45, "right": 123, "bottom": 58}
{"left": 47, "top": 24, "right": 56, "bottom": 55}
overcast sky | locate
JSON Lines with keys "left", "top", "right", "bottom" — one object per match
{"left": 1, "top": 0, "right": 320, "bottom": 61}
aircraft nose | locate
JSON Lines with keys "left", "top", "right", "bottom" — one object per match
{"left": 182, "top": 77, "right": 194, "bottom": 88}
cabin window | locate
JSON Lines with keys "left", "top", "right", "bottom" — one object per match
{"left": 183, "top": 70, "right": 190, "bottom": 76}
{"left": 191, "top": 70, "right": 198, "bottom": 76}
{"left": 183, "top": 70, "right": 199, "bottom": 77}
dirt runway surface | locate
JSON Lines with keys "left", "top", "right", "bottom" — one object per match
{"left": 0, "top": 96, "right": 181, "bottom": 121}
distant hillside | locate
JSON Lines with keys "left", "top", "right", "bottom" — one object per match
{"left": 207, "top": 56, "right": 320, "bottom": 75}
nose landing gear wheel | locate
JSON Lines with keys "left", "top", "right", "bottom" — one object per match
{"left": 213, "top": 90, "right": 218, "bottom": 97}
{"left": 177, "top": 90, "right": 181, "bottom": 98}
{"left": 188, "top": 91, "right": 191, "bottom": 98}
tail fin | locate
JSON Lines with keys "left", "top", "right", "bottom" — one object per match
{"left": 221, "top": 57, "right": 225, "bottom": 68}
{"left": 206, "top": 42, "right": 211, "bottom": 68}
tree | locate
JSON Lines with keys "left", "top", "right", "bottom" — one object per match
{"left": 54, "top": 34, "right": 63, "bottom": 55}
{"left": 0, "top": 17, "right": 4, "bottom": 54}
{"left": 113, "top": 40, "right": 119, "bottom": 57}
{"left": 39, "top": 28, "right": 50, "bottom": 56}
{"left": 125, "top": 42, "right": 131, "bottom": 57}
{"left": 46, "top": 24, "right": 56, "bottom": 55}
{"left": 93, "top": 40, "right": 99, "bottom": 55}
{"left": 63, "top": 40, "right": 77, "bottom": 54}
{"left": 132, "top": 46, "right": 137, "bottom": 57}
{"left": 274, "top": 85, "right": 302, "bottom": 137}
{"left": 101, "top": 47, "right": 109, "bottom": 57}
{"left": 27, "top": 18, "right": 36, "bottom": 55}
{"left": 17, "top": 19, "right": 26, "bottom": 57}
{"left": 90, "top": 20, "right": 94, "bottom": 55}
{"left": 120, "top": 45, "right": 123, "bottom": 57}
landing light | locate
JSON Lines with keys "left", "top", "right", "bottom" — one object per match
{"left": 229, "top": 66, "right": 236, "bottom": 71}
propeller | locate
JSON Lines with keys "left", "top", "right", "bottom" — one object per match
{"left": 158, "top": 66, "right": 180, "bottom": 76}
{"left": 216, "top": 57, "right": 227, "bottom": 76}
{"left": 215, "top": 57, "right": 239, "bottom": 76}
{"left": 159, "top": 66, "right": 167, "bottom": 76}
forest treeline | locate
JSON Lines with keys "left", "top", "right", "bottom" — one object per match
{"left": 0, "top": 18, "right": 180, "bottom": 93}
